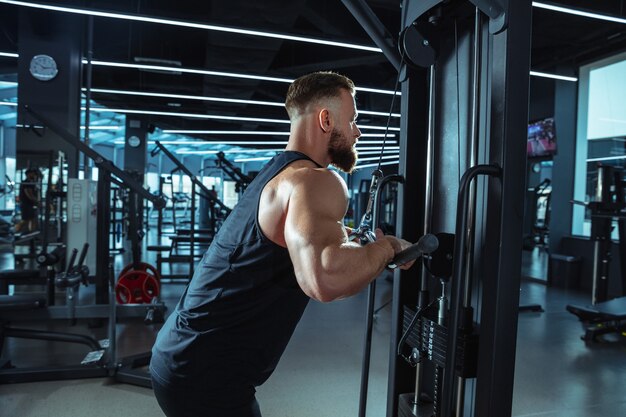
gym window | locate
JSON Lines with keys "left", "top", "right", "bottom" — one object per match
{"left": 572, "top": 51, "right": 626, "bottom": 239}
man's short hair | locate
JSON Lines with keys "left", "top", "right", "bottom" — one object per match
{"left": 285, "top": 71, "right": 355, "bottom": 120}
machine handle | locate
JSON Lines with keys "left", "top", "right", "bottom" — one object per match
{"left": 388, "top": 233, "right": 439, "bottom": 269}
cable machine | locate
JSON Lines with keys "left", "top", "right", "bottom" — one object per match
{"left": 344, "top": 1, "right": 532, "bottom": 416}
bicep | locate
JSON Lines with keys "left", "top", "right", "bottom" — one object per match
{"left": 284, "top": 180, "right": 346, "bottom": 256}
{"left": 284, "top": 175, "right": 349, "bottom": 284}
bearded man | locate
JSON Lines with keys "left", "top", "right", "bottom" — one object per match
{"left": 150, "top": 71, "right": 413, "bottom": 417}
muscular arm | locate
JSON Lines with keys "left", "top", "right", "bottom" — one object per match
{"left": 284, "top": 169, "right": 396, "bottom": 302}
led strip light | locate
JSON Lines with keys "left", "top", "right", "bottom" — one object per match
{"left": 86, "top": 88, "right": 401, "bottom": 116}
{"left": 1, "top": 51, "right": 578, "bottom": 84}
{"left": 177, "top": 148, "right": 400, "bottom": 156}
{"left": 85, "top": 60, "right": 399, "bottom": 95}
{"left": 161, "top": 130, "right": 396, "bottom": 137}
{"left": 529, "top": 71, "right": 577, "bottom": 82}
{"left": 0, "top": 53, "right": 400, "bottom": 96}
{"left": 113, "top": 139, "right": 396, "bottom": 146}
{"left": 586, "top": 155, "right": 626, "bottom": 163}
{"left": 86, "top": 106, "right": 400, "bottom": 130}
{"left": 0, "top": 0, "right": 381, "bottom": 52}
{"left": 532, "top": 1, "right": 626, "bottom": 25}
{"left": 175, "top": 149, "right": 285, "bottom": 155}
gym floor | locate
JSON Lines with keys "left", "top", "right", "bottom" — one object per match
{"left": 1, "top": 248, "right": 626, "bottom": 417}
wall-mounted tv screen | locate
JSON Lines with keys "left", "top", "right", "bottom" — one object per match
{"left": 527, "top": 117, "right": 557, "bottom": 158}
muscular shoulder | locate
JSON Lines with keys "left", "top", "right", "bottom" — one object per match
{"left": 290, "top": 167, "right": 348, "bottom": 219}
{"left": 292, "top": 167, "right": 346, "bottom": 193}
{"left": 259, "top": 162, "right": 348, "bottom": 247}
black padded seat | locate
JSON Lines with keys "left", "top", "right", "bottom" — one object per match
{"left": 170, "top": 235, "right": 214, "bottom": 244}
{"left": 176, "top": 228, "right": 214, "bottom": 235}
{"left": 146, "top": 245, "right": 171, "bottom": 252}
{"left": 0, "top": 295, "right": 46, "bottom": 312}
{"left": 0, "top": 269, "right": 40, "bottom": 280}
{"left": 567, "top": 298, "right": 626, "bottom": 321}
{"left": 0, "top": 269, "right": 42, "bottom": 295}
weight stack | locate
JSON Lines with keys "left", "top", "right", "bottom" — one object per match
{"left": 402, "top": 306, "right": 479, "bottom": 379}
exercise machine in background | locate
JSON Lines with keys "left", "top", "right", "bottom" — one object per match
{"left": 149, "top": 141, "right": 231, "bottom": 279}
{"left": 0, "top": 176, "right": 15, "bottom": 244}
{"left": 523, "top": 178, "right": 552, "bottom": 250}
{"left": 0, "top": 105, "right": 168, "bottom": 386}
{"left": 215, "top": 151, "right": 252, "bottom": 196}
{"left": 567, "top": 165, "right": 626, "bottom": 341}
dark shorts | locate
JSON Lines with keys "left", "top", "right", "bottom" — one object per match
{"left": 20, "top": 204, "right": 35, "bottom": 221}
{"left": 150, "top": 367, "right": 262, "bottom": 417}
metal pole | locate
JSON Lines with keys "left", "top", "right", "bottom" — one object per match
{"left": 441, "top": 164, "right": 501, "bottom": 417}
{"left": 358, "top": 276, "right": 376, "bottom": 417}
{"left": 108, "top": 258, "right": 117, "bottom": 374}
{"left": 83, "top": 16, "right": 94, "bottom": 179}
{"left": 591, "top": 240, "right": 601, "bottom": 305}
{"left": 340, "top": 0, "right": 401, "bottom": 71}
{"left": 189, "top": 181, "right": 196, "bottom": 278}
{"left": 359, "top": 174, "right": 404, "bottom": 417}
{"left": 456, "top": 9, "right": 483, "bottom": 417}
{"left": 96, "top": 170, "right": 111, "bottom": 304}
{"left": 412, "top": 63, "right": 437, "bottom": 409}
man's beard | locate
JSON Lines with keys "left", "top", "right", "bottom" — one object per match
{"left": 328, "top": 128, "right": 357, "bottom": 173}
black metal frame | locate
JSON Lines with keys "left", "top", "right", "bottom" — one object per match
{"left": 345, "top": 1, "right": 531, "bottom": 416}
{"left": 474, "top": 2, "right": 531, "bottom": 415}
{"left": 359, "top": 174, "right": 405, "bottom": 417}
{"left": 215, "top": 152, "right": 252, "bottom": 194}
{"left": 388, "top": 64, "right": 430, "bottom": 416}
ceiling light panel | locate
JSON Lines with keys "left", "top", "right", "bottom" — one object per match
{"left": 86, "top": 88, "right": 400, "bottom": 117}
{"left": 85, "top": 106, "right": 399, "bottom": 130}
{"left": 532, "top": 2, "right": 626, "bottom": 25}
{"left": 529, "top": 71, "right": 578, "bottom": 82}
{"left": 1, "top": 52, "right": 580, "bottom": 85}
{"left": 86, "top": 60, "right": 399, "bottom": 96}
{"left": 0, "top": 0, "right": 381, "bottom": 52}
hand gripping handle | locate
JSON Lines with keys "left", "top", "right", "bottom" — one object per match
{"left": 387, "top": 233, "right": 439, "bottom": 269}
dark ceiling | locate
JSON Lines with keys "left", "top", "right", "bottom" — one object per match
{"left": 0, "top": 0, "right": 625, "bottom": 150}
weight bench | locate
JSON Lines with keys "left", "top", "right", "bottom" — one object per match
{"left": 147, "top": 244, "right": 172, "bottom": 274}
{"left": 146, "top": 244, "right": 197, "bottom": 280}
{"left": 567, "top": 298, "right": 626, "bottom": 341}
{"left": 170, "top": 234, "right": 214, "bottom": 244}
{"left": 169, "top": 234, "right": 213, "bottom": 256}
{"left": 0, "top": 268, "right": 52, "bottom": 304}
{"left": 175, "top": 228, "right": 214, "bottom": 236}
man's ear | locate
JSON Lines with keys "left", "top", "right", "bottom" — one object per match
{"left": 318, "top": 108, "right": 331, "bottom": 133}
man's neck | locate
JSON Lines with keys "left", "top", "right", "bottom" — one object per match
{"left": 285, "top": 118, "right": 330, "bottom": 168}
